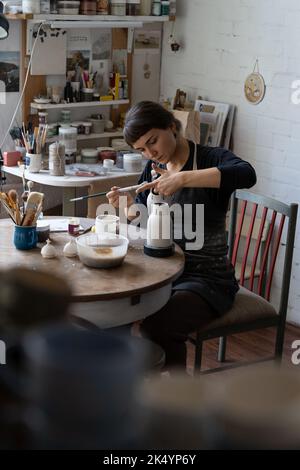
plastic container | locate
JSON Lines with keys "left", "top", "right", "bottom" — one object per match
{"left": 123, "top": 153, "right": 142, "bottom": 172}
{"left": 71, "top": 121, "right": 84, "bottom": 134}
{"left": 161, "top": 0, "right": 169, "bottom": 15}
{"left": 37, "top": 221, "right": 51, "bottom": 243}
{"left": 76, "top": 233, "right": 129, "bottom": 268}
{"left": 139, "top": 0, "right": 151, "bottom": 15}
{"left": 59, "top": 127, "right": 77, "bottom": 163}
{"left": 81, "top": 148, "right": 98, "bottom": 164}
{"left": 103, "top": 158, "right": 114, "bottom": 169}
{"left": 38, "top": 112, "right": 48, "bottom": 125}
{"left": 80, "top": 0, "right": 97, "bottom": 14}
{"left": 110, "top": 0, "right": 126, "bottom": 15}
{"left": 81, "top": 88, "right": 95, "bottom": 102}
{"left": 57, "top": 0, "right": 80, "bottom": 13}
{"left": 126, "top": 0, "right": 140, "bottom": 15}
{"left": 22, "top": 0, "right": 40, "bottom": 14}
{"left": 49, "top": 142, "right": 65, "bottom": 175}
{"left": 152, "top": 0, "right": 161, "bottom": 15}
{"left": 83, "top": 122, "right": 92, "bottom": 135}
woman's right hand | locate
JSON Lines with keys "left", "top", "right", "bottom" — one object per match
{"left": 106, "top": 186, "right": 134, "bottom": 209}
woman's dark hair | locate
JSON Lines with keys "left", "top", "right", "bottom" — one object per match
{"left": 123, "top": 101, "right": 182, "bottom": 146}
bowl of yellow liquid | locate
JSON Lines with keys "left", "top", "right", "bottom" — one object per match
{"left": 76, "top": 233, "right": 128, "bottom": 268}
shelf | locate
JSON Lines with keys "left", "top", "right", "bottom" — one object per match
{"left": 5, "top": 13, "right": 33, "bottom": 20}
{"left": 46, "top": 130, "right": 124, "bottom": 143}
{"left": 30, "top": 99, "right": 129, "bottom": 110}
{"left": 31, "top": 14, "right": 170, "bottom": 22}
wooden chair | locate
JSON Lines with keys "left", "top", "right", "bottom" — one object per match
{"left": 188, "top": 190, "right": 298, "bottom": 374}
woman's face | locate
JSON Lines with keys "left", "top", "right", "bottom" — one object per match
{"left": 132, "top": 127, "right": 177, "bottom": 164}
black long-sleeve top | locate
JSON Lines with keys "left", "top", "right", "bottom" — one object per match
{"left": 136, "top": 141, "right": 257, "bottom": 315}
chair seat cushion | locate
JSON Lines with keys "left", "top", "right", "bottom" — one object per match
{"left": 201, "top": 286, "right": 278, "bottom": 331}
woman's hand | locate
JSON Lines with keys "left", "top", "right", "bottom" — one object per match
{"left": 106, "top": 186, "right": 134, "bottom": 209}
{"left": 136, "top": 164, "right": 184, "bottom": 196}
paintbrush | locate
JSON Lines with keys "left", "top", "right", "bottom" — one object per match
{"left": 22, "top": 191, "right": 44, "bottom": 226}
{"left": 69, "top": 182, "right": 148, "bottom": 202}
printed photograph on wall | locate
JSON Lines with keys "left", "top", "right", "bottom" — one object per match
{"left": 134, "top": 30, "right": 161, "bottom": 55}
{"left": 66, "top": 50, "right": 90, "bottom": 80}
{"left": 0, "top": 51, "right": 20, "bottom": 92}
{"left": 91, "top": 29, "right": 111, "bottom": 60}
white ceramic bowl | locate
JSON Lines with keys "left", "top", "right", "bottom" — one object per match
{"left": 76, "top": 233, "right": 128, "bottom": 268}
{"left": 34, "top": 97, "right": 51, "bottom": 104}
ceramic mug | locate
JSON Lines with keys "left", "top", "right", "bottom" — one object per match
{"left": 14, "top": 225, "right": 37, "bottom": 250}
{"left": 95, "top": 215, "right": 119, "bottom": 235}
{"left": 28, "top": 153, "right": 42, "bottom": 173}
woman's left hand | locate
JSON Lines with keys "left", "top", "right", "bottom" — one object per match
{"left": 136, "top": 164, "right": 184, "bottom": 196}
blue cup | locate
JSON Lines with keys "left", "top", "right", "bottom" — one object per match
{"left": 14, "top": 225, "right": 37, "bottom": 250}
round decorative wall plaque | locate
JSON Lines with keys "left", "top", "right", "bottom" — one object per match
{"left": 244, "top": 60, "right": 266, "bottom": 105}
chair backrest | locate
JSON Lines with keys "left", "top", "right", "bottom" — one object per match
{"left": 227, "top": 190, "right": 298, "bottom": 319}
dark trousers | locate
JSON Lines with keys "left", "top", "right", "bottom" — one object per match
{"left": 140, "top": 290, "right": 216, "bottom": 370}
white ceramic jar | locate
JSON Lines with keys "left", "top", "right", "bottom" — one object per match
{"left": 123, "top": 153, "right": 142, "bottom": 173}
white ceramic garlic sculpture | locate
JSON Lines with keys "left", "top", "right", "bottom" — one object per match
{"left": 63, "top": 237, "right": 78, "bottom": 257}
{"left": 41, "top": 239, "right": 57, "bottom": 259}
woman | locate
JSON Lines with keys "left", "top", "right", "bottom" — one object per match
{"left": 107, "top": 101, "right": 256, "bottom": 371}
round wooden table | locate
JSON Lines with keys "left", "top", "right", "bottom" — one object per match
{"left": 0, "top": 218, "right": 185, "bottom": 328}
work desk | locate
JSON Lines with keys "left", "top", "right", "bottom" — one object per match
{"left": 0, "top": 218, "right": 185, "bottom": 328}
{"left": 2, "top": 165, "right": 140, "bottom": 217}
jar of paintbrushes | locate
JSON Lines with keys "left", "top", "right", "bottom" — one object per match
{"left": 49, "top": 142, "right": 65, "bottom": 176}
{"left": 0, "top": 190, "right": 44, "bottom": 250}
{"left": 22, "top": 124, "right": 48, "bottom": 172}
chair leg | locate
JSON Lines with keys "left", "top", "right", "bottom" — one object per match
{"left": 218, "top": 336, "right": 227, "bottom": 362}
{"left": 194, "top": 336, "right": 203, "bottom": 375}
{"left": 275, "top": 322, "right": 286, "bottom": 360}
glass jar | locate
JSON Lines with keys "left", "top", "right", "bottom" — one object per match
{"left": 161, "top": 0, "right": 169, "bottom": 15}
{"left": 110, "top": 0, "right": 126, "bottom": 15}
{"left": 59, "top": 127, "right": 77, "bottom": 164}
{"left": 152, "top": 1, "right": 161, "bottom": 16}
{"left": 97, "top": 0, "right": 109, "bottom": 14}
{"left": 61, "top": 109, "right": 71, "bottom": 124}
{"left": 139, "top": 0, "right": 151, "bottom": 15}
{"left": 80, "top": 0, "right": 97, "bottom": 14}
{"left": 38, "top": 112, "right": 48, "bottom": 125}
{"left": 126, "top": 0, "right": 140, "bottom": 15}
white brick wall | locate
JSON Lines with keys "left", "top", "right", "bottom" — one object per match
{"left": 161, "top": 0, "right": 300, "bottom": 324}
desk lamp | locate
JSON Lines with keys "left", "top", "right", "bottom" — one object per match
{"left": 0, "top": 1, "right": 9, "bottom": 39}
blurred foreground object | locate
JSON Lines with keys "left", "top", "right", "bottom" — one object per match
{"left": 0, "top": 267, "right": 71, "bottom": 331}
{"left": 139, "top": 365, "right": 300, "bottom": 449}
